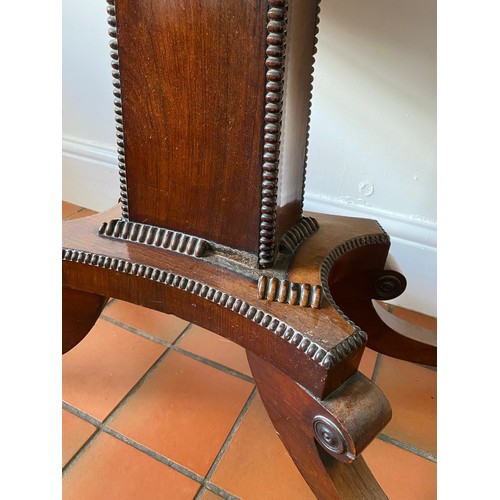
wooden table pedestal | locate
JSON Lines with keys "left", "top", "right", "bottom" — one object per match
{"left": 63, "top": 1, "right": 436, "bottom": 497}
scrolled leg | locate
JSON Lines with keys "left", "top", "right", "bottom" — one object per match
{"left": 308, "top": 212, "right": 437, "bottom": 366}
{"left": 329, "top": 263, "right": 436, "bottom": 366}
{"left": 247, "top": 352, "right": 390, "bottom": 499}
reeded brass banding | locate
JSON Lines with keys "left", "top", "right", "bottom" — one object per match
{"left": 278, "top": 280, "right": 289, "bottom": 303}
{"left": 311, "top": 285, "right": 322, "bottom": 309}
{"left": 300, "top": 283, "right": 311, "bottom": 307}
{"left": 289, "top": 283, "right": 300, "bottom": 305}
{"left": 256, "top": 276, "right": 322, "bottom": 309}
{"left": 98, "top": 219, "right": 210, "bottom": 258}
{"left": 268, "top": 277, "right": 279, "bottom": 300}
{"left": 259, "top": 0, "right": 288, "bottom": 268}
{"left": 258, "top": 276, "right": 267, "bottom": 299}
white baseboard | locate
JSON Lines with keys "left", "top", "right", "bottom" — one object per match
{"left": 62, "top": 136, "right": 437, "bottom": 318}
{"left": 62, "top": 136, "right": 120, "bottom": 212}
{"left": 304, "top": 195, "right": 437, "bottom": 318}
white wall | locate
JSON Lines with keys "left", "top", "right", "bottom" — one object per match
{"left": 304, "top": 0, "right": 437, "bottom": 317}
{"left": 62, "top": 0, "right": 119, "bottom": 209}
{"left": 62, "top": 0, "right": 436, "bottom": 317}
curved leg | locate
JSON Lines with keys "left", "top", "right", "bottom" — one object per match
{"left": 247, "top": 352, "right": 389, "bottom": 500}
{"left": 330, "top": 271, "right": 437, "bottom": 366}
{"left": 336, "top": 295, "right": 437, "bottom": 366}
{"left": 62, "top": 287, "right": 108, "bottom": 354}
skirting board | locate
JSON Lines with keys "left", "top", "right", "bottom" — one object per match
{"left": 62, "top": 137, "right": 120, "bottom": 212}
{"left": 303, "top": 196, "right": 437, "bottom": 318}
{"left": 62, "top": 136, "right": 437, "bottom": 318}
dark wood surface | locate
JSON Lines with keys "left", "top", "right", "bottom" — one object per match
{"left": 247, "top": 352, "right": 390, "bottom": 499}
{"left": 62, "top": 288, "right": 108, "bottom": 353}
{"left": 291, "top": 212, "right": 437, "bottom": 366}
{"left": 111, "top": 0, "right": 320, "bottom": 266}
{"left": 115, "top": 0, "right": 265, "bottom": 252}
{"left": 63, "top": 206, "right": 367, "bottom": 400}
{"left": 326, "top": 241, "right": 437, "bottom": 366}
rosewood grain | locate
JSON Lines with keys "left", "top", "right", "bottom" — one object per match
{"left": 114, "top": 0, "right": 267, "bottom": 252}
{"left": 109, "top": 0, "right": 321, "bottom": 266}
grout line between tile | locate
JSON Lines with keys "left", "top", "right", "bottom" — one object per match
{"left": 196, "top": 484, "right": 241, "bottom": 500}
{"left": 371, "top": 352, "right": 383, "bottom": 382}
{"left": 62, "top": 322, "right": 240, "bottom": 500}
{"left": 62, "top": 401, "right": 242, "bottom": 499}
{"left": 63, "top": 401, "right": 101, "bottom": 428}
{"left": 203, "top": 483, "right": 242, "bottom": 500}
{"left": 62, "top": 402, "right": 102, "bottom": 475}
{"left": 62, "top": 428, "right": 103, "bottom": 476}
{"left": 194, "top": 387, "right": 258, "bottom": 500}
{"left": 62, "top": 333, "right": 181, "bottom": 472}
{"left": 101, "top": 314, "right": 254, "bottom": 384}
{"left": 105, "top": 427, "right": 206, "bottom": 484}
{"left": 196, "top": 486, "right": 209, "bottom": 499}
{"left": 62, "top": 401, "right": 204, "bottom": 483}
{"left": 102, "top": 350, "right": 173, "bottom": 425}
{"left": 173, "top": 347, "right": 254, "bottom": 384}
{"left": 204, "top": 387, "right": 258, "bottom": 481}
{"left": 377, "top": 433, "right": 437, "bottom": 463}
{"left": 100, "top": 314, "right": 190, "bottom": 346}
{"left": 101, "top": 323, "right": 194, "bottom": 426}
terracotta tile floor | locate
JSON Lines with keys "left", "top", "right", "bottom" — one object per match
{"left": 62, "top": 201, "right": 437, "bottom": 499}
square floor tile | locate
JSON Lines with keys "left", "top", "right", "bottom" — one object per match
{"left": 363, "top": 438, "right": 437, "bottom": 499}
{"left": 63, "top": 432, "right": 201, "bottom": 499}
{"left": 176, "top": 324, "right": 252, "bottom": 377}
{"left": 62, "top": 410, "right": 97, "bottom": 467}
{"left": 108, "top": 351, "right": 254, "bottom": 476}
{"left": 210, "top": 393, "right": 316, "bottom": 500}
{"left": 103, "top": 300, "right": 189, "bottom": 343}
{"left": 63, "top": 318, "right": 166, "bottom": 421}
{"left": 375, "top": 356, "right": 437, "bottom": 455}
